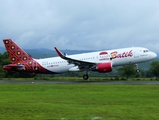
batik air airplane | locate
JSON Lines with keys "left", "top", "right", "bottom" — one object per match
{"left": 3, "top": 39, "right": 157, "bottom": 80}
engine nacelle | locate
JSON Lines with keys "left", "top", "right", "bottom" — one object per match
{"left": 97, "top": 62, "right": 112, "bottom": 73}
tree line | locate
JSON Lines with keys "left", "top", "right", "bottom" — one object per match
{"left": 0, "top": 52, "right": 35, "bottom": 78}
{"left": 0, "top": 52, "right": 159, "bottom": 79}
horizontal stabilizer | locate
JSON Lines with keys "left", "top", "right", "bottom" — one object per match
{"left": 3, "top": 64, "right": 25, "bottom": 71}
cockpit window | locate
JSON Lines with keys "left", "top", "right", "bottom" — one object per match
{"left": 143, "top": 50, "right": 149, "bottom": 53}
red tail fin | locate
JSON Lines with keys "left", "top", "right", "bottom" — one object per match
{"left": 3, "top": 38, "right": 33, "bottom": 64}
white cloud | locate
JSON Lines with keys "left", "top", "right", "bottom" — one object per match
{"left": 15, "top": 31, "right": 38, "bottom": 48}
{"left": 0, "top": 0, "right": 159, "bottom": 52}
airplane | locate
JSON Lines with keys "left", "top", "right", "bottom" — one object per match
{"left": 2, "top": 38, "right": 157, "bottom": 80}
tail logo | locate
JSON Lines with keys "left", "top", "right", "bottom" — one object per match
{"left": 3, "top": 39, "right": 54, "bottom": 74}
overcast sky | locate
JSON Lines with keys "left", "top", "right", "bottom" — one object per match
{"left": 0, "top": 0, "right": 159, "bottom": 52}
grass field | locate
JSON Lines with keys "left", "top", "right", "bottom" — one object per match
{"left": 0, "top": 84, "right": 159, "bottom": 120}
{"left": 0, "top": 76, "right": 157, "bottom": 81}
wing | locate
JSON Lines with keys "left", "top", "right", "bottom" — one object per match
{"left": 54, "top": 47, "right": 96, "bottom": 70}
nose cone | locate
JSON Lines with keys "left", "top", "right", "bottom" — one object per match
{"left": 151, "top": 52, "right": 157, "bottom": 59}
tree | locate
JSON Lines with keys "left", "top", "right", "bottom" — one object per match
{"left": 149, "top": 61, "right": 159, "bottom": 79}
{"left": 0, "top": 52, "right": 36, "bottom": 78}
{"left": 117, "top": 64, "right": 138, "bottom": 79}
{"left": 0, "top": 52, "right": 10, "bottom": 77}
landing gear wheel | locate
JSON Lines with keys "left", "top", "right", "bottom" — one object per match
{"left": 136, "top": 69, "right": 140, "bottom": 73}
{"left": 83, "top": 74, "right": 89, "bottom": 80}
{"left": 135, "top": 64, "right": 140, "bottom": 73}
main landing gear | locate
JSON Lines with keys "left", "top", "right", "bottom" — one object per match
{"left": 83, "top": 71, "right": 89, "bottom": 80}
{"left": 83, "top": 74, "right": 89, "bottom": 80}
{"left": 135, "top": 64, "right": 140, "bottom": 72}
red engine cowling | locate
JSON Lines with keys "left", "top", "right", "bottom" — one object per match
{"left": 97, "top": 62, "right": 112, "bottom": 72}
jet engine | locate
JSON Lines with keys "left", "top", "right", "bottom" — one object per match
{"left": 97, "top": 62, "right": 112, "bottom": 72}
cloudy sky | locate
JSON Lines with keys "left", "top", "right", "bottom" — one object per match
{"left": 0, "top": 0, "right": 159, "bottom": 52}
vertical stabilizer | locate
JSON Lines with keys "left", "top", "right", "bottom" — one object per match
{"left": 3, "top": 39, "right": 33, "bottom": 64}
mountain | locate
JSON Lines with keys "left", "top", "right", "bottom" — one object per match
{"left": 1, "top": 46, "right": 159, "bottom": 71}
{"left": 0, "top": 47, "right": 95, "bottom": 58}
{"left": 0, "top": 47, "right": 158, "bottom": 59}
{"left": 0, "top": 47, "right": 6, "bottom": 53}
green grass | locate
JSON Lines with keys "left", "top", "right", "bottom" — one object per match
{"left": 0, "top": 77, "right": 158, "bottom": 81}
{"left": 0, "top": 84, "right": 159, "bottom": 120}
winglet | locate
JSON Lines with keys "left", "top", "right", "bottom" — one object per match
{"left": 54, "top": 47, "right": 65, "bottom": 58}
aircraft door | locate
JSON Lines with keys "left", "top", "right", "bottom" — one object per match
{"left": 134, "top": 49, "right": 139, "bottom": 58}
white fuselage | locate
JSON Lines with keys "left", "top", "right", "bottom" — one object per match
{"left": 35, "top": 47, "right": 157, "bottom": 74}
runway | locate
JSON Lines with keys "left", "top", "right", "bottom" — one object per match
{"left": 0, "top": 80, "right": 159, "bottom": 85}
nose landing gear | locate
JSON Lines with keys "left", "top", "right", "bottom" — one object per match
{"left": 135, "top": 64, "right": 140, "bottom": 72}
